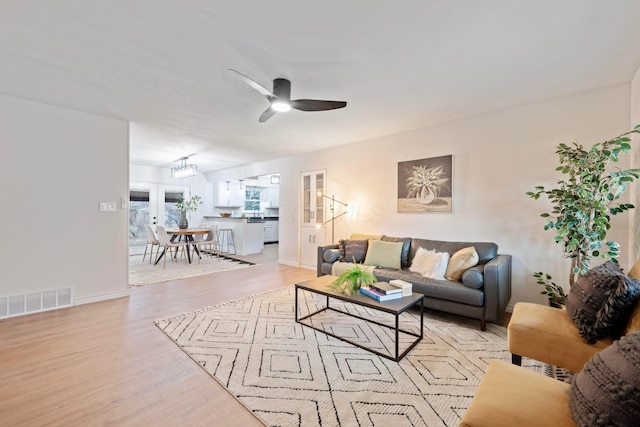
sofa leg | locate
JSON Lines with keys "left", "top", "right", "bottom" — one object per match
{"left": 480, "top": 318, "right": 486, "bottom": 331}
{"left": 512, "top": 354, "right": 522, "bottom": 366}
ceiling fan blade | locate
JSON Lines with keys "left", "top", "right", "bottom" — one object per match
{"left": 290, "top": 99, "right": 347, "bottom": 112}
{"left": 258, "top": 107, "right": 277, "bottom": 123}
{"left": 227, "top": 69, "right": 274, "bottom": 97}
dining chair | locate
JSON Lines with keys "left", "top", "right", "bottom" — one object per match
{"left": 142, "top": 224, "right": 160, "bottom": 264}
{"left": 192, "top": 226, "right": 221, "bottom": 263}
{"left": 155, "top": 225, "right": 188, "bottom": 268}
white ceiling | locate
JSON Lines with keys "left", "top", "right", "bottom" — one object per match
{"left": 2, "top": 1, "right": 640, "bottom": 173}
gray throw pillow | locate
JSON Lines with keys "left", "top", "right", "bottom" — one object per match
{"left": 323, "top": 249, "right": 341, "bottom": 263}
{"left": 569, "top": 332, "right": 640, "bottom": 426}
{"left": 566, "top": 261, "right": 640, "bottom": 344}
{"left": 461, "top": 265, "right": 485, "bottom": 289}
{"left": 338, "top": 239, "right": 368, "bottom": 264}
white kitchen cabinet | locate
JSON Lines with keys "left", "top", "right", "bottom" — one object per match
{"left": 300, "top": 169, "right": 326, "bottom": 269}
{"left": 214, "top": 182, "right": 244, "bottom": 207}
{"left": 264, "top": 222, "right": 275, "bottom": 242}
{"left": 269, "top": 188, "right": 279, "bottom": 207}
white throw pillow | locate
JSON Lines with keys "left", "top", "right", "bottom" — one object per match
{"left": 409, "top": 247, "right": 450, "bottom": 279}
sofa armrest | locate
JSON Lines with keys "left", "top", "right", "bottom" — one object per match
{"left": 483, "top": 254, "right": 512, "bottom": 324}
{"left": 317, "top": 244, "right": 339, "bottom": 276}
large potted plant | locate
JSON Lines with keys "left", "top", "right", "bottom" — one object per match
{"left": 175, "top": 194, "right": 203, "bottom": 229}
{"left": 527, "top": 126, "right": 640, "bottom": 304}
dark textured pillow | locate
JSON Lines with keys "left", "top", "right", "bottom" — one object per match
{"left": 338, "top": 239, "right": 368, "bottom": 263}
{"left": 566, "top": 261, "right": 640, "bottom": 344}
{"left": 569, "top": 332, "right": 640, "bottom": 426}
{"left": 461, "top": 265, "right": 485, "bottom": 289}
{"left": 323, "top": 249, "right": 341, "bottom": 263}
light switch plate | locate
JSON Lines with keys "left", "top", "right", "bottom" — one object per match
{"left": 99, "top": 202, "right": 116, "bottom": 212}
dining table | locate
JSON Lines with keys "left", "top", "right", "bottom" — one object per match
{"left": 154, "top": 227, "right": 212, "bottom": 265}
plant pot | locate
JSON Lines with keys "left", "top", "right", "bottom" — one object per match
{"left": 178, "top": 211, "right": 188, "bottom": 229}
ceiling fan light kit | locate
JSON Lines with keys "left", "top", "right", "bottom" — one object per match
{"left": 228, "top": 69, "right": 347, "bottom": 122}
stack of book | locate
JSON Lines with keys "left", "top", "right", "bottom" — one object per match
{"left": 360, "top": 282, "right": 403, "bottom": 302}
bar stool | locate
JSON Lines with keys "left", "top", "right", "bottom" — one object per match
{"left": 217, "top": 228, "right": 236, "bottom": 254}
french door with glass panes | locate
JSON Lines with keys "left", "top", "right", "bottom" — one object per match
{"left": 128, "top": 183, "right": 190, "bottom": 253}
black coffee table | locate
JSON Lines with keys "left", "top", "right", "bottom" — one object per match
{"left": 295, "top": 275, "right": 424, "bottom": 361}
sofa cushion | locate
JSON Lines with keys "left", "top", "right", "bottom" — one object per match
{"left": 363, "top": 239, "right": 403, "bottom": 269}
{"left": 374, "top": 268, "right": 484, "bottom": 307}
{"left": 350, "top": 233, "right": 383, "bottom": 241}
{"left": 338, "top": 239, "right": 368, "bottom": 263}
{"left": 566, "top": 261, "right": 640, "bottom": 344}
{"left": 569, "top": 332, "right": 640, "bottom": 427}
{"left": 409, "top": 247, "right": 449, "bottom": 279}
{"left": 445, "top": 246, "right": 479, "bottom": 281}
{"left": 409, "top": 238, "right": 497, "bottom": 266}
{"left": 323, "top": 248, "right": 341, "bottom": 263}
{"left": 381, "top": 236, "right": 412, "bottom": 268}
{"left": 461, "top": 264, "right": 485, "bottom": 289}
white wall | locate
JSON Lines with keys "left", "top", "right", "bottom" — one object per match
{"left": 208, "top": 84, "right": 633, "bottom": 308}
{"left": 0, "top": 94, "right": 130, "bottom": 305}
{"left": 630, "top": 66, "right": 640, "bottom": 263}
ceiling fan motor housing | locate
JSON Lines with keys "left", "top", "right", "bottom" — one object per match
{"left": 273, "top": 78, "right": 291, "bottom": 100}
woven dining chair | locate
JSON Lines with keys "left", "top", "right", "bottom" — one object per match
{"left": 142, "top": 224, "right": 160, "bottom": 264}
{"left": 155, "top": 225, "right": 188, "bottom": 268}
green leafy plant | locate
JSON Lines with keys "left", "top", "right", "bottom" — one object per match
{"left": 331, "top": 258, "right": 377, "bottom": 295}
{"left": 527, "top": 126, "right": 640, "bottom": 289}
{"left": 406, "top": 165, "right": 450, "bottom": 204}
{"left": 176, "top": 194, "right": 203, "bottom": 213}
{"left": 533, "top": 271, "right": 568, "bottom": 307}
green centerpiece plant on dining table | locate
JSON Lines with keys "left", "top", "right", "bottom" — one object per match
{"left": 175, "top": 194, "right": 203, "bottom": 229}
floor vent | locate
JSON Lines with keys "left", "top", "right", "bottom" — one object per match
{"left": 0, "top": 288, "right": 72, "bottom": 319}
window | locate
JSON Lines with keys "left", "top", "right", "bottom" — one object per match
{"left": 244, "top": 187, "right": 261, "bottom": 211}
{"left": 129, "top": 190, "right": 150, "bottom": 247}
{"left": 164, "top": 191, "right": 183, "bottom": 228}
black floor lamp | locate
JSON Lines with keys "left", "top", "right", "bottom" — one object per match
{"left": 318, "top": 194, "right": 349, "bottom": 243}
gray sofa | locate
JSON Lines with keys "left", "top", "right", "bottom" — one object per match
{"left": 317, "top": 236, "right": 512, "bottom": 330}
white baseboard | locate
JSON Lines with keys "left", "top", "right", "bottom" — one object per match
{"left": 278, "top": 260, "right": 300, "bottom": 268}
{"left": 74, "top": 290, "right": 130, "bottom": 306}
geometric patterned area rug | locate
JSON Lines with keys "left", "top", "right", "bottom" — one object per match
{"left": 155, "top": 286, "right": 544, "bottom": 426}
{"left": 129, "top": 253, "right": 255, "bottom": 287}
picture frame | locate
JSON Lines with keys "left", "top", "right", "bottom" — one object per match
{"left": 397, "top": 155, "right": 452, "bottom": 213}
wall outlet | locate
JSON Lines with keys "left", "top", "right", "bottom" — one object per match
{"left": 99, "top": 202, "right": 116, "bottom": 212}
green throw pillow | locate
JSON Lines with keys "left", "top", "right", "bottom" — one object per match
{"left": 364, "top": 239, "right": 403, "bottom": 269}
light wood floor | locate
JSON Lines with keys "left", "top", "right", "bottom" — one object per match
{"left": 0, "top": 244, "right": 317, "bottom": 427}
{"left": 0, "top": 244, "right": 509, "bottom": 426}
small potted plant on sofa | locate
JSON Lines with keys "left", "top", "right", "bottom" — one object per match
{"left": 527, "top": 126, "right": 640, "bottom": 298}
{"left": 331, "top": 258, "right": 377, "bottom": 295}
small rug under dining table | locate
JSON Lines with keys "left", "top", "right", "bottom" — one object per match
{"left": 155, "top": 286, "right": 544, "bottom": 426}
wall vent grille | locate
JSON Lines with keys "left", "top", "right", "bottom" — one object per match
{"left": 0, "top": 288, "right": 72, "bottom": 319}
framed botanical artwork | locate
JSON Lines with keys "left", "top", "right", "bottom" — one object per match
{"left": 397, "top": 155, "right": 452, "bottom": 213}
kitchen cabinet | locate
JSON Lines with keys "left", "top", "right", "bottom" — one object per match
{"left": 264, "top": 222, "right": 276, "bottom": 242}
{"left": 214, "top": 182, "right": 244, "bottom": 207}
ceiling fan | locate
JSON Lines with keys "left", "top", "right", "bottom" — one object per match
{"left": 228, "top": 69, "right": 347, "bottom": 123}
